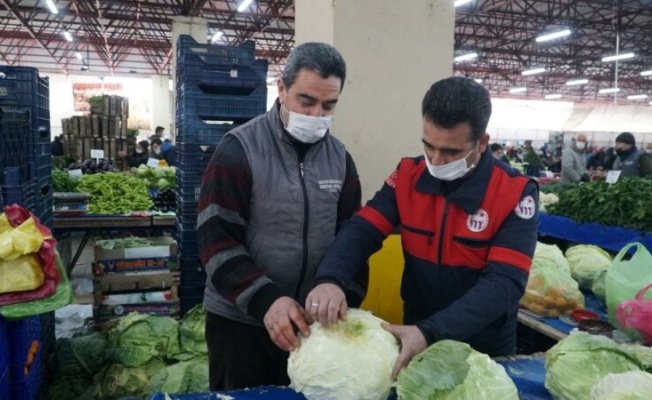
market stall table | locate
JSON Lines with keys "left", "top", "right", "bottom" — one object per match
{"left": 538, "top": 212, "right": 652, "bottom": 253}
{"left": 53, "top": 214, "right": 176, "bottom": 274}
{"left": 517, "top": 292, "right": 608, "bottom": 341}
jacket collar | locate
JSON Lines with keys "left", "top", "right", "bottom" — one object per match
{"left": 415, "top": 150, "right": 494, "bottom": 214}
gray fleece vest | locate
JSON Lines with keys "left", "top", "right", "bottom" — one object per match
{"left": 203, "top": 105, "right": 347, "bottom": 325}
{"left": 613, "top": 149, "right": 644, "bottom": 177}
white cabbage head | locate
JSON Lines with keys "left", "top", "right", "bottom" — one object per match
{"left": 287, "top": 309, "right": 399, "bottom": 400}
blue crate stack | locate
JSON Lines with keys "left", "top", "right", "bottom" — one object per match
{"left": 175, "top": 35, "right": 268, "bottom": 315}
{"left": 5, "top": 316, "right": 43, "bottom": 400}
{"left": 0, "top": 66, "right": 52, "bottom": 228}
{"left": 0, "top": 317, "right": 8, "bottom": 400}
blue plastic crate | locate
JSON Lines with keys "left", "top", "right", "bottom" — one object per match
{"left": 0, "top": 317, "right": 8, "bottom": 374}
{"left": 177, "top": 85, "right": 267, "bottom": 121}
{"left": 0, "top": 367, "right": 8, "bottom": 400}
{"left": 9, "top": 349, "right": 42, "bottom": 400}
{"left": 176, "top": 142, "right": 216, "bottom": 169}
{"left": 178, "top": 240, "right": 199, "bottom": 257}
{"left": 0, "top": 66, "right": 49, "bottom": 135}
{"left": 176, "top": 35, "right": 257, "bottom": 66}
{"left": 0, "top": 108, "right": 32, "bottom": 185}
{"left": 180, "top": 264, "right": 206, "bottom": 284}
{"left": 176, "top": 114, "right": 236, "bottom": 145}
{"left": 177, "top": 54, "right": 268, "bottom": 89}
{"left": 7, "top": 316, "right": 40, "bottom": 371}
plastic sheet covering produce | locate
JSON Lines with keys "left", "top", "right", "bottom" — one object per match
{"left": 0, "top": 254, "right": 44, "bottom": 293}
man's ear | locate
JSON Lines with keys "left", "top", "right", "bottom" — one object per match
{"left": 478, "top": 133, "right": 490, "bottom": 153}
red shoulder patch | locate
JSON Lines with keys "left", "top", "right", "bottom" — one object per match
{"left": 384, "top": 170, "right": 398, "bottom": 189}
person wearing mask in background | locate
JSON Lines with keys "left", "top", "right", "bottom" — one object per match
{"left": 560, "top": 133, "right": 589, "bottom": 187}
{"left": 587, "top": 146, "right": 606, "bottom": 171}
{"left": 126, "top": 140, "right": 150, "bottom": 168}
{"left": 197, "top": 42, "right": 367, "bottom": 390}
{"left": 612, "top": 132, "right": 652, "bottom": 177}
{"left": 490, "top": 143, "right": 510, "bottom": 164}
{"left": 51, "top": 134, "right": 64, "bottom": 156}
{"left": 307, "top": 77, "right": 538, "bottom": 379}
{"left": 149, "top": 137, "right": 165, "bottom": 160}
{"left": 646, "top": 143, "right": 652, "bottom": 155}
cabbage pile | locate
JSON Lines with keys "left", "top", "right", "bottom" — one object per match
{"left": 545, "top": 332, "right": 652, "bottom": 400}
{"left": 565, "top": 245, "right": 612, "bottom": 290}
{"left": 590, "top": 371, "right": 652, "bottom": 399}
{"left": 288, "top": 309, "right": 399, "bottom": 400}
{"left": 397, "top": 340, "right": 518, "bottom": 399}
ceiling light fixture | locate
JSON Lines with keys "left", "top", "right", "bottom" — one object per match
{"left": 522, "top": 67, "right": 546, "bottom": 76}
{"left": 627, "top": 94, "right": 648, "bottom": 100}
{"left": 75, "top": 52, "right": 83, "bottom": 60}
{"left": 641, "top": 70, "right": 652, "bottom": 76}
{"left": 211, "top": 31, "right": 223, "bottom": 42}
{"left": 535, "top": 29, "right": 572, "bottom": 43}
{"left": 45, "top": 0, "right": 58, "bottom": 14}
{"left": 509, "top": 87, "right": 527, "bottom": 94}
{"left": 545, "top": 94, "right": 563, "bottom": 100}
{"left": 598, "top": 87, "right": 620, "bottom": 94}
{"left": 454, "top": 52, "right": 478, "bottom": 62}
{"left": 62, "top": 31, "right": 73, "bottom": 42}
{"left": 454, "top": 0, "right": 474, "bottom": 7}
{"left": 566, "top": 78, "right": 589, "bottom": 86}
{"left": 237, "top": 0, "right": 254, "bottom": 12}
{"left": 602, "top": 52, "right": 635, "bottom": 62}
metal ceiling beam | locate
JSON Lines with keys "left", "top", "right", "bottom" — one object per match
{"left": 0, "top": 0, "right": 68, "bottom": 73}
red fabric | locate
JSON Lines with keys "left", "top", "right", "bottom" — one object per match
{"left": 488, "top": 246, "right": 532, "bottom": 273}
{"left": 357, "top": 207, "right": 395, "bottom": 237}
{"left": 0, "top": 206, "right": 59, "bottom": 306}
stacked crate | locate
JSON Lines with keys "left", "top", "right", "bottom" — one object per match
{"left": 92, "top": 237, "right": 180, "bottom": 324}
{"left": 175, "top": 35, "right": 268, "bottom": 314}
{"left": 0, "top": 66, "right": 51, "bottom": 227}
{"left": 5, "top": 316, "right": 44, "bottom": 400}
{"left": 60, "top": 95, "right": 135, "bottom": 170}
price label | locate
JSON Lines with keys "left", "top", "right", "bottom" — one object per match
{"left": 68, "top": 169, "right": 83, "bottom": 179}
{"left": 147, "top": 158, "right": 160, "bottom": 168}
{"left": 230, "top": 69, "right": 238, "bottom": 78}
{"left": 90, "top": 149, "right": 104, "bottom": 159}
{"left": 606, "top": 170, "right": 621, "bottom": 184}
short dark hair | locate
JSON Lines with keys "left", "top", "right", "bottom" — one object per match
{"left": 421, "top": 77, "right": 492, "bottom": 141}
{"left": 150, "top": 137, "right": 163, "bottom": 146}
{"left": 490, "top": 143, "right": 503, "bottom": 153}
{"left": 282, "top": 42, "right": 347, "bottom": 91}
{"left": 155, "top": 126, "right": 164, "bottom": 134}
{"left": 138, "top": 140, "right": 149, "bottom": 151}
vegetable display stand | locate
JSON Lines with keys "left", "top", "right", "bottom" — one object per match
{"left": 538, "top": 213, "right": 652, "bottom": 253}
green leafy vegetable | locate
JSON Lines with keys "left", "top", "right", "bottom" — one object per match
{"left": 547, "top": 178, "right": 652, "bottom": 231}
{"left": 95, "top": 236, "right": 163, "bottom": 250}
{"left": 95, "top": 358, "right": 166, "bottom": 399}
{"left": 52, "top": 332, "right": 109, "bottom": 378}
{"left": 545, "top": 332, "right": 649, "bottom": 400}
{"left": 146, "top": 357, "right": 209, "bottom": 394}
{"left": 179, "top": 305, "right": 208, "bottom": 356}
{"left": 106, "top": 313, "right": 180, "bottom": 367}
{"left": 288, "top": 309, "right": 399, "bottom": 400}
{"left": 590, "top": 371, "right": 652, "bottom": 400}
{"left": 565, "top": 245, "right": 612, "bottom": 290}
{"left": 52, "top": 169, "right": 79, "bottom": 192}
{"left": 133, "top": 165, "right": 176, "bottom": 191}
{"left": 534, "top": 242, "right": 571, "bottom": 274}
{"left": 397, "top": 340, "right": 518, "bottom": 400}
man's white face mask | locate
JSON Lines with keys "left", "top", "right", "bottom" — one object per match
{"left": 282, "top": 104, "right": 332, "bottom": 144}
{"left": 576, "top": 141, "right": 586, "bottom": 150}
{"left": 423, "top": 146, "right": 476, "bottom": 181}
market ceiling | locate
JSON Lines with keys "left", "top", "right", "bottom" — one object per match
{"left": 1, "top": 0, "right": 651, "bottom": 104}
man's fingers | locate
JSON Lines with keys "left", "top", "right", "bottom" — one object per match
{"left": 290, "top": 307, "right": 311, "bottom": 338}
{"left": 277, "top": 322, "right": 300, "bottom": 351}
{"left": 381, "top": 322, "right": 400, "bottom": 337}
{"left": 391, "top": 350, "right": 411, "bottom": 380}
{"left": 269, "top": 326, "right": 291, "bottom": 352}
{"left": 326, "top": 300, "right": 341, "bottom": 327}
{"left": 338, "top": 300, "right": 348, "bottom": 321}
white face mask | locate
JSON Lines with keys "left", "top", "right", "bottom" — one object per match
{"left": 576, "top": 141, "right": 586, "bottom": 150}
{"left": 424, "top": 147, "right": 476, "bottom": 181}
{"left": 153, "top": 148, "right": 161, "bottom": 155}
{"left": 282, "top": 104, "right": 332, "bottom": 144}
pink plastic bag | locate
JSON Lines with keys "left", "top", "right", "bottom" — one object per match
{"left": 615, "top": 282, "right": 652, "bottom": 345}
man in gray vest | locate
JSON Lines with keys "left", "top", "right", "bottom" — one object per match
{"left": 613, "top": 132, "right": 652, "bottom": 177}
{"left": 560, "top": 133, "right": 589, "bottom": 187}
{"left": 197, "top": 42, "right": 367, "bottom": 390}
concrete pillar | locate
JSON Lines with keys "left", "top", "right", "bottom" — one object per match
{"left": 295, "top": 0, "right": 455, "bottom": 201}
{"left": 170, "top": 17, "right": 208, "bottom": 141}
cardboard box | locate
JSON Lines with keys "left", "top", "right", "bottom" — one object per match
{"left": 93, "top": 256, "right": 178, "bottom": 275}
{"left": 93, "top": 270, "right": 180, "bottom": 293}
{"left": 94, "top": 237, "right": 177, "bottom": 261}
{"left": 94, "top": 300, "right": 180, "bottom": 320}
{"left": 91, "top": 115, "right": 101, "bottom": 137}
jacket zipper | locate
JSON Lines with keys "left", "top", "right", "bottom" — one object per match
{"left": 294, "top": 161, "right": 310, "bottom": 299}
{"left": 437, "top": 201, "right": 449, "bottom": 265}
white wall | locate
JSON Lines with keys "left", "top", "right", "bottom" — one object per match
{"left": 41, "top": 73, "right": 152, "bottom": 139}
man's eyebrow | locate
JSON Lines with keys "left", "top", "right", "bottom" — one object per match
{"left": 298, "top": 93, "right": 317, "bottom": 102}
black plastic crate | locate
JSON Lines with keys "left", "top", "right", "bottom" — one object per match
{"left": 178, "top": 242, "right": 199, "bottom": 258}
{"left": 180, "top": 263, "right": 206, "bottom": 283}
{"left": 176, "top": 35, "right": 257, "bottom": 66}
{"left": 177, "top": 85, "right": 267, "bottom": 121}
{"left": 177, "top": 54, "right": 268, "bottom": 89}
